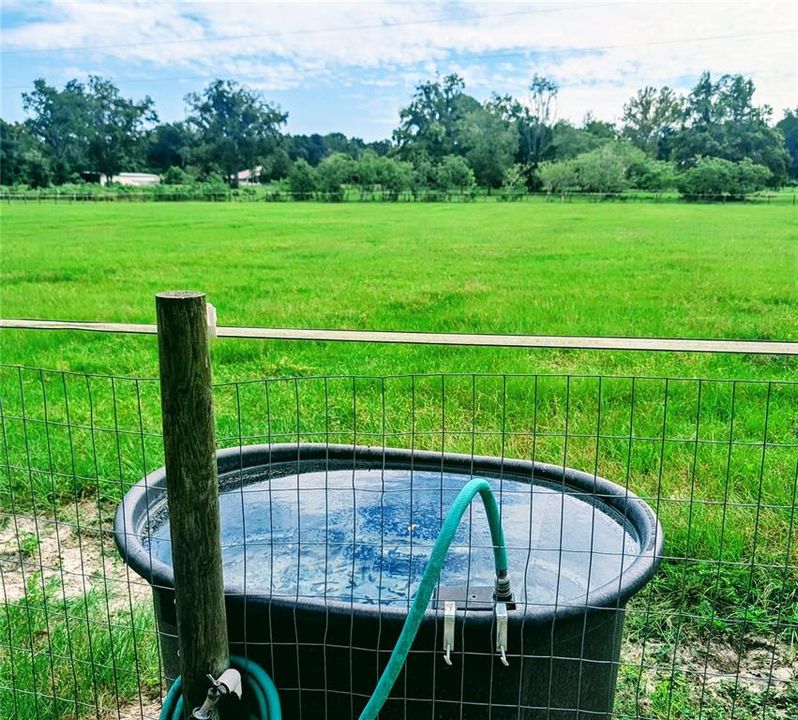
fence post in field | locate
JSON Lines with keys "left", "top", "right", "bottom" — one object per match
{"left": 155, "top": 291, "right": 228, "bottom": 717}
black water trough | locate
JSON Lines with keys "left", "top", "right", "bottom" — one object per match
{"left": 114, "top": 444, "right": 662, "bottom": 719}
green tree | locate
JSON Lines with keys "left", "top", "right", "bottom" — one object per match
{"left": 355, "top": 152, "right": 412, "bottom": 199}
{"left": 622, "top": 86, "right": 683, "bottom": 158}
{"left": 675, "top": 156, "right": 771, "bottom": 198}
{"left": 288, "top": 159, "right": 316, "bottom": 199}
{"left": 354, "top": 150, "right": 380, "bottom": 190}
{"left": 377, "top": 158, "right": 413, "bottom": 199}
{"left": 161, "top": 166, "right": 194, "bottom": 185}
{"left": 410, "top": 158, "right": 436, "bottom": 198}
{"left": 22, "top": 76, "right": 156, "bottom": 183}
{"left": 316, "top": 152, "right": 355, "bottom": 201}
{"left": 147, "top": 122, "right": 191, "bottom": 172}
{"left": 365, "top": 138, "right": 392, "bottom": 156}
{"left": 631, "top": 158, "right": 676, "bottom": 193}
{"left": 84, "top": 76, "right": 157, "bottom": 183}
{"left": 0, "top": 120, "right": 51, "bottom": 187}
{"left": 320, "top": 132, "right": 367, "bottom": 158}
{"left": 0, "top": 120, "right": 25, "bottom": 185}
{"left": 551, "top": 119, "right": 613, "bottom": 160}
{"left": 260, "top": 147, "right": 292, "bottom": 182}
{"left": 459, "top": 106, "right": 518, "bottom": 187}
{"left": 433, "top": 155, "right": 475, "bottom": 192}
{"left": 734, "top": 157, "right": 773, "bottom": 194}
{"left": 288, "top": 133, "right": 328, "bottom": 165}
{"left": 538, "top": 159, "right": 577, "bottom": 198}
{"left": 394, "top": 74, "right": 480, "bottom": 161}
{"left": 488, "top": 75, "right": 559, "bottom": 185}
{"left": 185, "top": 79, "right": 287, "bottom": 186}
{"left": 573, "top": 144, "right": 628, "bottom": 194}
{"left": 22, "top": 78, "right": 91, "bottom": 183}
{"left": 500, "top": 164, "right": 528, "bottom": 200}
{"left": 775, "top": 108, "right": 798, "bottom": 179}
{"left": 671, "top": 72, "right": 788, "bottom": 184}
{"left": 607, "top": 141, "right": 675, "bottom": 192}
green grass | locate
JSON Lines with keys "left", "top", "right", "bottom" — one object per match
{"left": 0, "top": 201, "right": 796, "bottom": 718}
{"left": 1, "top": 202, "right": 795, "bottom": 377}
{"left": 0, "top": 577, "right": 159, "bottom": 720}
{"left": 614, "top": 665, "right": 797, "bottom": 719}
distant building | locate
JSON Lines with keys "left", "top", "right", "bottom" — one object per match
{"left": 236, "top": 166, "right": 263, "bottom": 184}
{"left": 100, "top": 173, "right": 161, "bottom": 187}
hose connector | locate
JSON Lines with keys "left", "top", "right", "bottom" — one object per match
{"left": 494, "top": 571, "right": 513, "bottom": 604}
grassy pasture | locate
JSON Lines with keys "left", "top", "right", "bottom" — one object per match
{"left": 0, "top": 201, "right": 796, "bottom": 718}
{"left": 0, "top": 201, "right": 795, "bottom": 377}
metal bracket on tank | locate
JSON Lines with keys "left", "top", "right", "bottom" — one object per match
{"left": 443, "top": 601, "right": 456, "bottom": 666}
{"left": 495, "top": 602, "right": 509, "bottom": 667}
{"left": 434, "top": 585, "right": 496, "bottom": 610}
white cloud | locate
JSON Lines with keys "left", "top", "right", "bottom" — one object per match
{"left": 2, "top": 0, "right": 796, "bottom": 132}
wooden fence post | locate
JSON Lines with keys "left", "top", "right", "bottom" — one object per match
{"left": 156, "top": 291, "right": 228, "bottom": 717}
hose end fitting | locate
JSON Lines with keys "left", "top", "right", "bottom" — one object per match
{"left": 494, "top": 571, "right": 513, "bottom": 603}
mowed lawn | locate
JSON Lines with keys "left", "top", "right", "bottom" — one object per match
{"left": 1, "top": 201, "right": 797, "bottom": 719}
{"left": 1, "top": 200, "right": 795, "bottom": 381}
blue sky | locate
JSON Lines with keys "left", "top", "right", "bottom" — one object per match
{"left": 1, "top": 1, "right": 795, "bottom": 140}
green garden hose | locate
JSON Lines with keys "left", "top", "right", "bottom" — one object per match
{"left": 158, "top": 654, "right": 281, "bottom": 720}
{"left": 358, "top": 477, "right": 510, "bottom": 719}
{"left": 159, "top": 477, "right": 509, "bottom": 720}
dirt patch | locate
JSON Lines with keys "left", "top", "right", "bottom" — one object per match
{"left": 104, "top": 699, "right": 162, "bottom": 720}
{"left": 621, "top": 635, "right": 796, "bottom": 717}
{"left": 0, "top": 505, "right": 150, "bottom": 610}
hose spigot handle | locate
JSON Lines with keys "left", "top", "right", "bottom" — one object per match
{"left": 191, "top": 668, "right": 243, "bottom": 720}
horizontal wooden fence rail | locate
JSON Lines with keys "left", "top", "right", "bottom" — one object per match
{"left": 2, "top": 317, "right": 797, "bottom": 355}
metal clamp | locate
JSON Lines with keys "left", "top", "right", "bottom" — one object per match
{"left": 443, "top": 600, "right": 456, "bottom": 666}
{"left": 495, "top": 602, "right": 509, "bottom": 667}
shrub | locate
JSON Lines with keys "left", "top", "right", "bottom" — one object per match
{"left": 316, "top": 153, "right": 355, "bottom": 201}
{"left": 354, "top": 153, "right": 413, "bottom": 200}
{"left": 573, "top": 144, "right": 629, "bottom": 194}
{"left": 433, "top": 155, "right": 475, "bottom": 193}
{"left": 631, "top": 159, "right": 676, "bottom": 193}
{"left": 500, "top": 164, "right": 527, "bottom": 201}
{"left": 375, "top": 158, "right": 413, "bottom": 200}
{"left": 538, "top": 159, "right": 577, "bottom": 198}
{"left": 161, "top": 166, "right": 194, "bottom": 185}
{"left": 288, "top": 159, "right": 316, "bottom": 200}
{"left": 676, "top": 156, "right": 772, "bottom": 198}
{"left": 734, "top": 157, "right": 773, "bottom": 195}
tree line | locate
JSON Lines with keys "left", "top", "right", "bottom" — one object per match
{"left": 1, "top": 72, "right": 796, "bottom": 199}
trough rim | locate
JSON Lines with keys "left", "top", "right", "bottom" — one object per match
{"left": 113, "top": 443, "right": 664, "bottom": 625}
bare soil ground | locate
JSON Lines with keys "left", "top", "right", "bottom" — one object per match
{"left": 0, "top": 505, "right": 150, "bottom": 610}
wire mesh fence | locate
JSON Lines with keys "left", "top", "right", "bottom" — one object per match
{"left": 1, "top": 365, "right": 795, "bottom": 719}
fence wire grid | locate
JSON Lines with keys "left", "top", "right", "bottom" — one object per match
{"left": 0, "top": 365, "right": 796, "bottom": 720}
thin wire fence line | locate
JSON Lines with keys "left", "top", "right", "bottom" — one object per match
{"left": 2, "top": 318, "right": 797, "bottom": 355}
{"left": 5, "top": 362, "right": 798, "bottom": 385}
{"left": 0, "top": 189, "right": 794, "bottom": 205}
